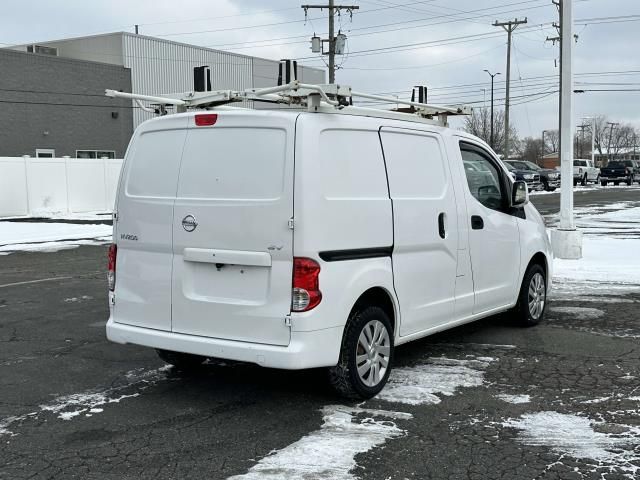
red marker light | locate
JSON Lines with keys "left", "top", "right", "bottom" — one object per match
{"left": 195, "top": 114, "right": 218, "bottom": 126}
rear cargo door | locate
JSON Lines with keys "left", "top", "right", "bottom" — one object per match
{"left": 171, "top": 113, "right": 295, "bottom": 346}
{"left": 113, "top": 116, "right": 188, "bottom": 331}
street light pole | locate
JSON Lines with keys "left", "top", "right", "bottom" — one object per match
{"left": 484, "top": 69, "right": 501, "bottom": 151}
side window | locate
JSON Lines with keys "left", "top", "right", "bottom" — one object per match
{"left": 460, "top": 146, "right": 504, "bottom": 211}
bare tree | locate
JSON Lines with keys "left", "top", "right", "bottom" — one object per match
{"left": 521, "top": 137, "right": 544, "bottom": 164}
{"left": 463, "top": 109, "right": 518, "bottom": 158}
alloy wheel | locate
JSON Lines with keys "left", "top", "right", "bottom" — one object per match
{"left": 528, "top": 273, "right": 546, "bottom": 320}
{"left": 356, "top": 320, "right": 391, "bottom": 387}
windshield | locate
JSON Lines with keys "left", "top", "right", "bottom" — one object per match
{"left": 574, "top": 160, "right": 587, "bottom": 167}
{"left": 503, "top": 162, "right": 515, "bottom": 171}
{"left": 524, "top": 161, "right": 542, "bottom": 171}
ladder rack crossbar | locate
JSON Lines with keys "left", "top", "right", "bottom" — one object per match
{"left": 105, "top": 81, "right": 470, "bottom": 121}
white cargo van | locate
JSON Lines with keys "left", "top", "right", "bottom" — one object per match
{"left": 106, "top": 83, "right": 552, "bottom": 399}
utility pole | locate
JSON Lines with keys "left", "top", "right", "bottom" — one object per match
{"left": 302, "top": 2, "right": 359, "bottom": 83}
{"left": 484, "top": 70, "right": 500, "bottom": 150}
{"left": 493, "top": 17, "right": 527, "bottom": 159}
{"left": 606, "top": 122, "right": 619, "bottom": 163}
{"left": 550, "top": 0, "right": 582, "bottom": 260}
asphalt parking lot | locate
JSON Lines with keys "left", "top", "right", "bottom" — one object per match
{"left": 1, "top": 187, "right": 639, "bottom": 480}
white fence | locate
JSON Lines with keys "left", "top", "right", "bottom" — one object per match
{"left": 0, "top": 156, "right": 123, "bottom": 218}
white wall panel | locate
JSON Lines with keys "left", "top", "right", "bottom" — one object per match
{"left": 0, "top": 157, "right": 123, "bottom": 217}
{"left": 0, "top": 158, "right": 29, "bottom": 217}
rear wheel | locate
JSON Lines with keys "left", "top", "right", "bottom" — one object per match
{"left": 614, "top": 181, "right": 620, "bottom": 186}
{"left": 581, "top": 174, "right": 588, "bottom": 186}
{"left": 601, "top": 180, "right": 608, "bottom": 186}
{"left": 514, "top": 264, "right": 547, "bottom": 327}
{"left": 328, "top": 306, "right": 394, "bottom": 400}
{"left": 156, "top": 349, "right": 206, "bottom": 370}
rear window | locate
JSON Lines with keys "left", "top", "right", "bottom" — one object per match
{"left": 608, "top": 161, "right": 631, "bottom": 168}
{"left": 177, "top": 127, "right": 287, "bottom": 200}
{"left": 126, "top": 129, "right": 186, "bottom": 198}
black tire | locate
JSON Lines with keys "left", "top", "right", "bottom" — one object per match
{"left": 328, "top": 306, "right": 394, "bottom": 400}
{"left": 513, "top": 264, "right": 547, "bottom": 327}
{"left": 627, "top": 176, "right": 633, "bottom": 186}
{"left": 543, "top": 179, "right": 550, "bottom": 191}
{"left": 596, "top": 175, "right": 600, "bottom": 184}
{"left": 601, "top": 180, "right": 607, "bottom": 186}
{"left": 156, "top": 349, "right": 206, "bottom": 370}
{"left": 614, "top": 181, "right": 620, "bottom": 186}
{"left": 581, "top": 174, "right": 587, "bottom": 186}
{"left": 549, "top": 187, "right": 556, "bottom": 192}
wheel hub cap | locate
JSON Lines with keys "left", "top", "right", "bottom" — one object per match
{"left": 356, "top": 320, "right": 391, "bottom": 387}
{"left": 528, "top": 273, "right": 546, "bottom": 320}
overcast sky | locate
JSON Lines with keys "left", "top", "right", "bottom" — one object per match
{"left": 2, "top": 0, "right": 639, "bottom": 138}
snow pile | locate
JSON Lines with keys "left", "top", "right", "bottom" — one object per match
{"left": 0, "top": 221, "right": 111, "bottom": 253}
{"left": 376, "top": 356, "right": 495, "bottom": 405}
{"left": 496, "top": 394, "right": 531, "bottom": 404}
{"left": 504, "top": 411, "right": 640, "bottom": 477}
{"left": 229, "top": 406, "right": 408, "bottom": 480}
{"left": 551, "top": 206, "right": 640, "bottom": 288}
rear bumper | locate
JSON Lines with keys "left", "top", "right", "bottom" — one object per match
{"left": 106, "top": 317, "right": 343, "bottom": 370}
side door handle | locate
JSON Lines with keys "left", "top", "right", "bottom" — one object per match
{"left": 438, "top": 212, "right": 446, "bottom": 239}
{"left": 471, "top": 215, "right": 484, "bottom": 230}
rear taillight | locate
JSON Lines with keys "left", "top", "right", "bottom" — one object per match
{"left": 107, "top": 244, "right": 117, "bottom": 291}
{"left": 292, "top": 257, "right": 322, "bottom": 312}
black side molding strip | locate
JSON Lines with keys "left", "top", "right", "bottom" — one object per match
{"left": 319, "top": 246, "right": 393, "bottom": 262}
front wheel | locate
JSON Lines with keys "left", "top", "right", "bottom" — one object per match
{"left": 328, "top": 306, "right": 394, "bottom": 399}
{"left": 156, "top": 349, "right": 206, "bottom": 370}
{"left": 601, "top": 180, "right": 608, "bottom": 186}
{"left": 581, "top": 174, "right": 587, "bottom": 186}
{"left": 513, "top": 264, "right": 547, "bottom": 327}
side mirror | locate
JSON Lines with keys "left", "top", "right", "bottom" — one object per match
{"left": 511, "top": 180, "right": 528, "bottom": 207}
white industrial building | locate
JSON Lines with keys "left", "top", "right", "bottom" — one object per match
{"left": 10, "top": 32, "right": 325, "bottom": 127}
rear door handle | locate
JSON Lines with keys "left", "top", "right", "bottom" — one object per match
{"left": 471, "top": 215, "right": 484, "bottom": 230}
{"left": 438, "top": 212, "right": 446, "bottom": 239}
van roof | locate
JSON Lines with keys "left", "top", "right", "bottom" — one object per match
{"left": 140, "top": 105, "right": 454, "bottom": 131}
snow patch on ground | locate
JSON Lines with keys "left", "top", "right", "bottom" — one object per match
{"left": 549, "top": 306, "right": 605, "bottom": 320}
{"left": 228, "top": 405, "right": 409, "bottom": 480}
{"left": 0, "top": 366, "right": 171, "bottom": 436}
{"left": 497, "top": 394, "right": 531, "bottom": 404}
{"left": 504, "top": 411, "right": 640, "bottom": 477}
{"left": 0, "top": 221, "right": 112, "bottom": 253}
{"left": 376, "top": 357, "right": 495, "bottom": 405}
{"left": 553, "top": 237, "right": 640, "bottom": 287}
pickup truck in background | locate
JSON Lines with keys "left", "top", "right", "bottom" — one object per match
{"left": 503, "top": 162, "right": 543, "bottom": 192}
{"left": 504, "top": 160, "right": 560, "bottom": 191}
{"left": 600, "top": 160, "right": 640, "bottom": 186}
{"left": 573, "top": 159, "right": 600, "bottom": 186}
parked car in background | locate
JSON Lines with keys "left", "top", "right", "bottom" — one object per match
{"left": 503, "top": 162, "right": 543, "bottom": 192}
{"left": 600, "top": 160, "right": 640, "bottom": 186}
{"left": 504, "top": 160, "right": 560, "bottom": 191}
{"left": 573, "top": 159, "right": 600, "bottom": 186}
